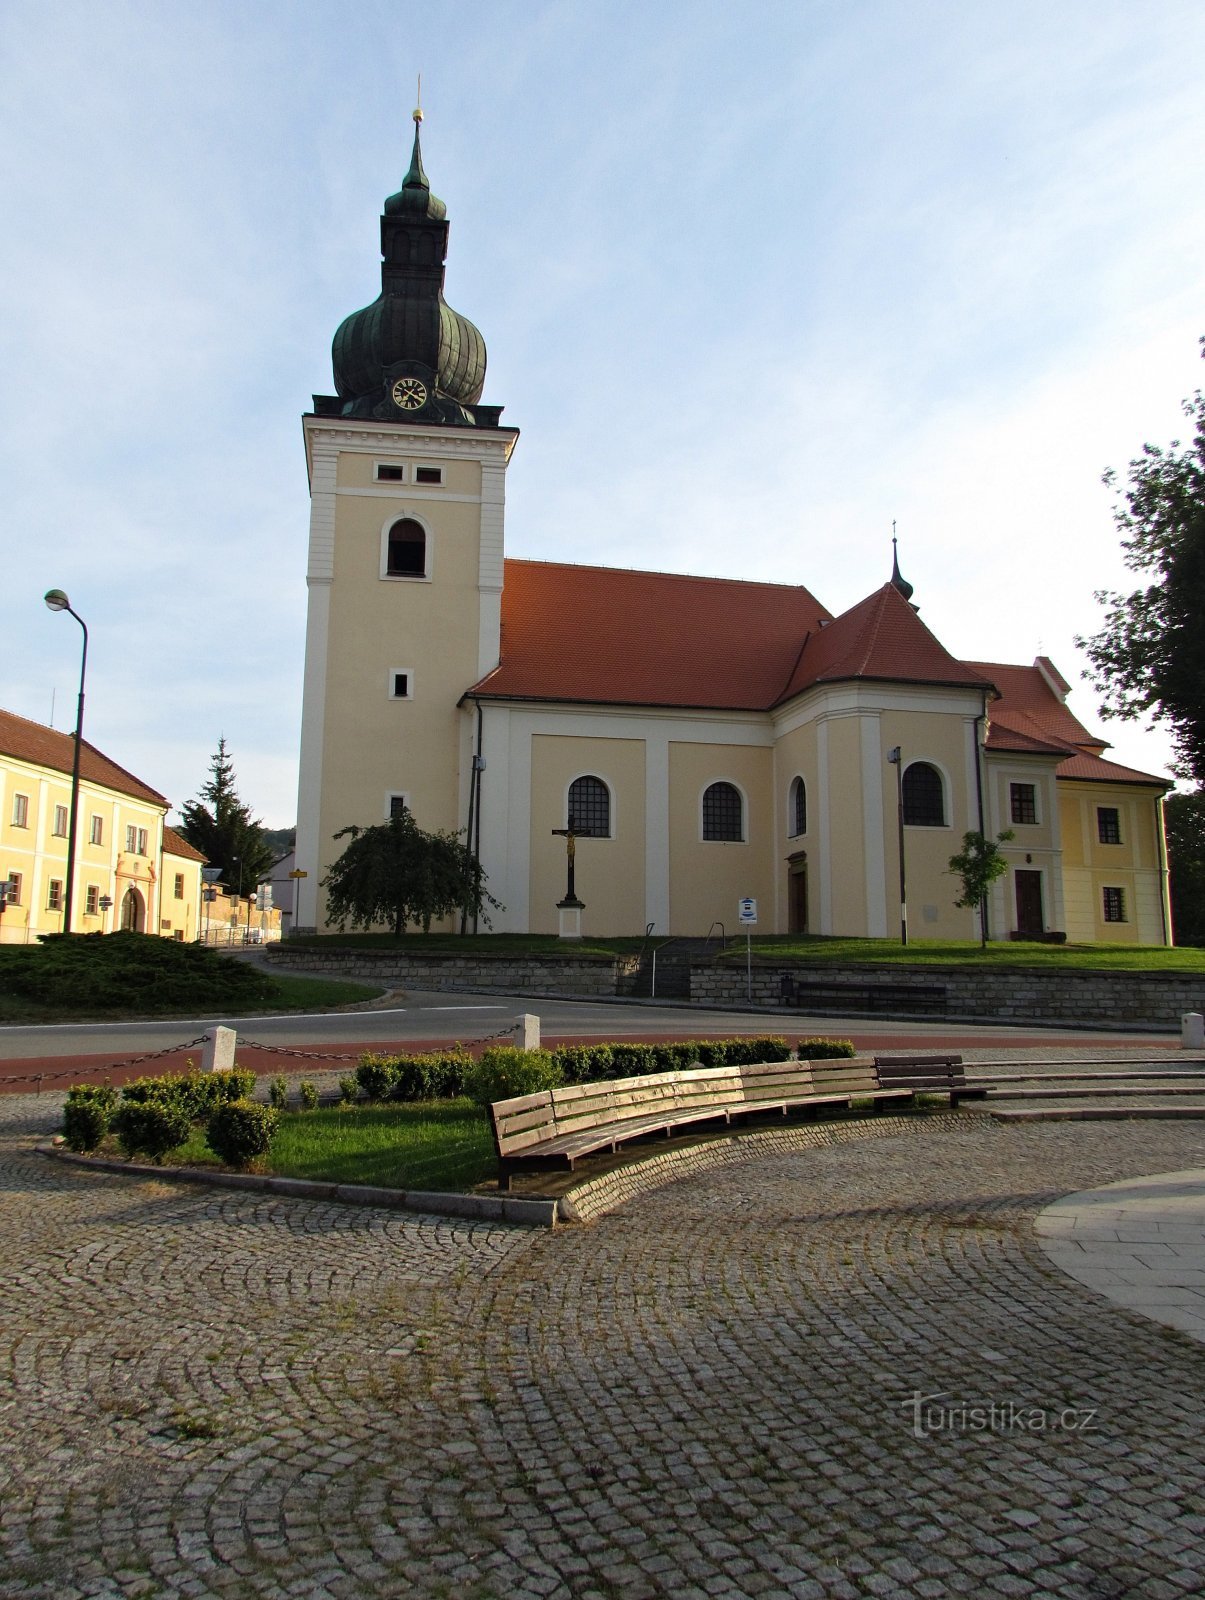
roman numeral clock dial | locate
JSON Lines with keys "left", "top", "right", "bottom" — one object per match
{"left": 391, "top": 376, "right": 429, "bottom": 412}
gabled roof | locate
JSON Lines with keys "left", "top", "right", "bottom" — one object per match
{"left": 1055, "top": 752, "right": 1170, "bottom": 788}
{"left": 469, "top": 560, "right": 831, "bottom": 710}
{"left": 778, "top": 583, "right": 995, "bottom": 702}
{"left": 163, "top": 825, "right": 206, "bottom": 863}
{"left": 0, "top": 708, "right": 168, "bottom": 807}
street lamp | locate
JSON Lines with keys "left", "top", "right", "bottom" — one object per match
{"left": 44, "top": 589, "right": 88, "bottom": 935}
{"left": 886, "top": 746, "right": 908, "bottom": 947}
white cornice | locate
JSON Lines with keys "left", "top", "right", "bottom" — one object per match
{"left": 303, "top": 416, "right": 518, "bottom": 484}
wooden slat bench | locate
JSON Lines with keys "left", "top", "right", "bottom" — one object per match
{"left": 490, "top": 1057, "right": 915, "bottom": 1189}
{"left": 873, "top": 1053, "right": 988, "bottom": 1106}
{"left": 777, "top": 977, "right": 948, "bottom": 1017}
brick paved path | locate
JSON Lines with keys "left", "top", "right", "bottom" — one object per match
{"left": 3, "top": 1094, "right": 1205, "bottom": 1599}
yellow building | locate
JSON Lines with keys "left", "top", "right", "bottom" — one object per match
{"left": 294, "top": 121, "right": 1170, "bottom": 945}
{"left": 0, "top": 708, "right": 205, "bottom": 944}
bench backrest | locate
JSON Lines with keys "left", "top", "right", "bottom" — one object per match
{"left": 874, "top": 1053, "right": 966, "bottom": 1089}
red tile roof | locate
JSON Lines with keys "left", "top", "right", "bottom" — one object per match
{"left": 0, "top": 707, "right": 168, "bottom": 807}
{"left": 1055, "top": 752, "right": 1170, "bottom": 788}
{"left": 163, "top": 825, "right": 206, "bottom": 862}
{"left": 469, "top": 560, "right": 832, "bottom": 710}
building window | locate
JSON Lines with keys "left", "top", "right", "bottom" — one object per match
{"left": 386, "top": 518, "right": 427, "bottom": 577}
{"left": 568, "top": 776, "right": 611, "bottom": 839}
{"left": 85, "top": 885, "right": 100, "bottom": 916}
{"left": 11, "top": 793, "right": 29, "bottom": 828}
{"left": 902, "top": 762, "right": 945, "bottom": 827}
{"left": 53, "top": 804, "right": 69, "bottom": 837}
{"left": 126, "top": 825, "right": 137, "bottom": 853}
{"left": 789, "top": 776, "right": 807, "bottom": 837}
{"left": 1103, "top": 886, "right": 1126, "bottom": 922}
{"left": 1097, "top": 807, "right": 1121, "bottom": 844}
{"left": 3, "top": 873, "right": 21, "bottom": 906}
{"left": 47, "top": 880, "right": 64, "bottom": 912}
{"left": 387, "top": 793, "right": 409, "bottom": 820}
{"left": 1010, "top": 783, "right": 1037, "bottom": 825}
{"left": 90, "top": 814, "right": 103, "bottom": 845}
{"left": 389, "top": 669, "right": 414, "bottom": 700}
{"left": 137, "top": 828, "right": 148, "bottom": 856}
{"left": 174, "top": 873, "right": 185, "bottom": 899}
{"left": 375, "top": 463, "right": 405, "bottom": 482}
{"left": 703, "top": 782, "right": 744, "bottom": 842}
{"left": 414, "top": 465, "right": 443, "bottom": 485}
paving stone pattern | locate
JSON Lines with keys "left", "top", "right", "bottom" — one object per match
{"left": 4, "top": 1094, "right": 1205, "bottom": 1598}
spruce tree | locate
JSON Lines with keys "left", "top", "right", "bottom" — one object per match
{"left": 178, "top": 738, "right": 274, "bottom": 894}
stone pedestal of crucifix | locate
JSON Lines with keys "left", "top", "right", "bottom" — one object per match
{"left": 552, "top": 818, "right": 586, "bottom": 940}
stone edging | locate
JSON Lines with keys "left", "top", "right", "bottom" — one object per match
{"left": 556, "top": 1111, "right": 966, "bottom": 1223}
{"left": 38, "top": 1144, "right": 558, "bottom": 1229}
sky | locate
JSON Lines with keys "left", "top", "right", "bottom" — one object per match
{"left": 2, "top": 0, "right": 1203, "bottom": 826}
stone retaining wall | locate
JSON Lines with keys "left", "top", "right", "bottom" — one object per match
{"left": 690, "top": 962, "right": 1205, "bottom": 1030}
{"left": 265, "top": 945, "right": 640, "bottom": 999}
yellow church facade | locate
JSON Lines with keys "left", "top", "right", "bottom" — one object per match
{"left": 293, "top": 121, "right": 1170, "bottom": 947}
{"left": 0, "top": 708, "right": 205, "bottom": 945}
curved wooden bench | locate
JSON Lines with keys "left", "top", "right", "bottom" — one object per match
{"left": 490, "top": 1057, "right": 915, "bottom": 1189}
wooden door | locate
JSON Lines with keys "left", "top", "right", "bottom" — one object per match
{"left": 789, "top": 865, "right": 808, "bottom": 934}
{"left": 1014, "top": 870, "right": 1043, "bottom": 936}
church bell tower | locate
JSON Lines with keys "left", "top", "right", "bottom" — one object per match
{"left": 293, "top": 110, "right": 518, "bottom": 932}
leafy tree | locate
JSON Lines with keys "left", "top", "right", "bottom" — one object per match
{"left": 177, "top": 738, "right": 275, "bottom": 893}
{"left": 1076, "top": 349, "right": 1205, "bottom": 782}
{"left": 948, "top": 829, "right": 1015, "bottom": 947}
{"left": 1165, "top": 788, "right": 1205, "bottom": 947}
{"left": 321, "top": 810, "right": 500, "bottom": 935}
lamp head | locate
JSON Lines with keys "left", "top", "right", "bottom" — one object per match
{"left": 44, "top": 589, "right": 71, "bottom": 613}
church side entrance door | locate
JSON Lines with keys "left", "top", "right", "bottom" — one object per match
{"left": 1014, "top": 870, "right": 1044, "bottom": 937}
{"left": 788, "top": 859, "right": 808, "bottom": 934}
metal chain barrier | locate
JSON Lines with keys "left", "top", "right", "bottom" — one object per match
{"left": 236, "top": 1018, "right": 522, "bottom": 1064}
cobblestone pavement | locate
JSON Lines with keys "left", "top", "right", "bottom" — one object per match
{"left": 4, "top": 1093, "right": 1205, "bottom": 1599}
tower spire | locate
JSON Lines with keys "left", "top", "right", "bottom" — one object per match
{"left": 890, "top": 523, "right": 916, "bottom": 605}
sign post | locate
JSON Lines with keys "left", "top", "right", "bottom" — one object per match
{"left": 738, "top": 897, "right": 758, "bottom": 1003}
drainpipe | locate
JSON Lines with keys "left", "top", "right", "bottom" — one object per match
{"left": 470, "top": 700, "right": 486, "bottom": 936}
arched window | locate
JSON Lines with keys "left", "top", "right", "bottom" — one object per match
{"left": 789, "top": 776, "right": 807, "bottom": 837}
{"left": 568, "top": 775, "right": 610, "bottom": 838}
{"left": 902, "top": 761, "right": 945, "bottom": 826}
{"left": 386, "top": 518, "right": 426, "bottom": 577}
{"left": 703, "top": 781, "right": 744, "bottom": 842}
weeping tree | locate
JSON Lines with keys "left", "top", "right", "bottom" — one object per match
{"left": 321, "top": 811, "right": 499, "bottom": 935}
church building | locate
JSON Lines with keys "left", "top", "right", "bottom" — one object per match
{"left": 294, "top": 117, "right": 1170, "bottom": 946}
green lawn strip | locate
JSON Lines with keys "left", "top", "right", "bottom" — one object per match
{"left": 0, "top": 972, "right": 384, "bottom": 1025}
{"left": 722, "top": 936, "right": 1205, "bottom": 972}
{"left": 264, "top": 1101, "right": 495, "bottom": 1191}
{"left": 279, "top": 932, "right": 646, "bottom": 958}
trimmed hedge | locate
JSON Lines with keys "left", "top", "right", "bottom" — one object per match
{"left": 61, "top": 1066, "right": 270, "bottom": 1166}
{"left": 206, "top": 1100, "right": 279, "bottom": 1168}
{"left": 355, "top": 1049, "right": 471, "bottom": 1102}
{"left": 111, "top": 1098, "right": 193, "bottom": 1163}
{"left": 462, "top": 1047, "right": 563, "bottom": 1109}
{"left": 549, "top": 1035, "right": 790, "bottom": 1084}
{"left": 120, "top": 1068, "right": 257, "bottom": 1120}
{"left": 796, "top": 1037, "right": 856, "bottom": 1059}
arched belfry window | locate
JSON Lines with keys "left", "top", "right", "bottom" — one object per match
{"left": 703, "top": 781, "right": 744, "bottom": 842}
{"left": 902, "top": 761, "right": 945, "bottom": 827}
{"left": 789, "top": 776, "right": 807, "bottom": 837}
{"left": 568, "top": 775, "right": 610, "bottom": 839}
{"left": 386, "top": 518, "right": 427, "bottom": 577}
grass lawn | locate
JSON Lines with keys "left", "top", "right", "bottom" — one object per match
{"left": 721, "top": 936, "right": 1205, "bottom": 971}
{"left": 282, "top": 931, "right": 644, "bottom": 958}
{"left": 144, "top": 1100, "right": 495, "bottom": 1192}
{"left": 0, "top": 970, "right": 384, "bottom": 1024}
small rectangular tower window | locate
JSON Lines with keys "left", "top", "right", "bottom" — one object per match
{"left": 414, "top": 465, "right": 443, "bottom": 485}
{"left": 386, "top": 793, "right": 409, "bottom": 820}
{"left": 1010, "top": 783, "right": 1037, "bottom": 824}
{"left": 375, "top": 463, "right": 405, "bottom": 482}
{"left": 1097, "top": 807, "right": 1121, "bottom": 844}
{"left": 388, "top": 669, "right": 414, "bottom": 700}
{"left": 1103, "top": 886, "right": 1126, "bottom": 922}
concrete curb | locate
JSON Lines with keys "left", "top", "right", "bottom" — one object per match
{"left": 38, "top": 1144, "right": 558, "bottom": 1228}
{"left": 991, "top": 1105, "right": 1205, "bottom": 1123}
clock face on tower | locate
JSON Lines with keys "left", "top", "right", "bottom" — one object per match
{"left": 390, "top": 376, "right": 429, "bottom": 412}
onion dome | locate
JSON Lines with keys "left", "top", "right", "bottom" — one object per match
{"left": 328, "top": 111, "right": 491, "bottom": 425}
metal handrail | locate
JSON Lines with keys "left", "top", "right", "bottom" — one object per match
{"left": 703, "top": 921, "right": 727, "bottom": 955}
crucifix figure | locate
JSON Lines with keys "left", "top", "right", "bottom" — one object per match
{"left": 551, "top": 814, "right": 586, "bottom": 908}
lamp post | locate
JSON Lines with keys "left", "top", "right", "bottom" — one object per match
{"left": 886, "top": 746, "right": 908, "bottom": 947}
{"left": 44, "top": 590, "right": 88, "bottom": 936}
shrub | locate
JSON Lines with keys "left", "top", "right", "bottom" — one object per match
{"left": 206, "top": 1100, "right": 279, "bottom": 1168}
{"left": 338, "top": 1076, "right": 359, "bottom": 1105}
{"left": 0, "top": 931, "right": 276, "bottom": 1014}
{"left": 390, "top": 1049, "right": 470, "bottom": 1101}
{"left": 117, "top": 1068, "right": 256, "bottom": 1121}
{"left": 269, "top": 1076, "right": 289, "bottom": 1110}
{"left": 796, "top": 1036, "right": 857, "bottom": 1059}
{"left": 462, "top": 1047, "right": 563, "bottom": 1109}
{"left": 298, "top": 1081, "right": 319, "bottom": 1111}
{"left": 356, "top": 1054, "right": 397, "bottom": 1101}
{"left": 552, "top": 1044, "right": 614, "bottom": 1084}
{"left": 705, "top": 1035, "right": 790, "bottom": 1066}
{"left": 111, "top": 1099, "right": 193, "bottom": 1163}
{"left": 606, "top": 1043, "right": 658, "bottom": 1079}
{"left": 649, "top": 1041, "right": 701, "bottom": 1073}
{"left": 61, "top": 1097, "right": 110, "bottom": 1152}
{"left": 65, "top": 1082, "right": 119, "bottom": 1114}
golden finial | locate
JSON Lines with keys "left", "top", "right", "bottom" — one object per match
{"left": 413, "top": 74, "right": 423, "bottom": 123}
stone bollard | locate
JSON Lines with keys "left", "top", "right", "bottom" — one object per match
{"left": 517, "top": 1014, "right": 541, "bottom": 1052}
{"left": 201, "top": 1026, "right": 237, "bottom": 1072}
{"left": 1182, "top": 1013, "right": 1205, "bottom": 1050}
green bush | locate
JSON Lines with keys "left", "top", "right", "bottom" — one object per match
{"left": 649, "top": 1041, "right": 702, "bottom": 1072}
{"left": 206, "top": 1100, "right": 279, "bottom": 1168}
{"left": 65, "top": 1082, "right": 119, "bottom": 1114}
{"left": 117, "top": 1067, "right": 256, "bottom": 1121}
{"left": 338, "top": 1076, "right": 359, "bottom": 1105}
{"left": 269, "top": 1075, "right": 289, "bottom": 1110}
{"left": 111, "top": 1099, "right": 193, "bottom": 1163}
{"left": 356, "top": 1054, "right": 397, "bottom": 1101}
{"left": 462, "top": 1047, "right": 563, "bottom": 1109}
{"left": 705, "top": 1035, "right": 790, "bottom": 1066}
{"left": 298, "top": 1081, "right": 319, "bottom": 1111}
{"left": 796, "top": 1037, "right": 856, "bottom": 1059}
{"left": 390, "top": 1049, "right": 470, "bottom": 1101}
{"left": 0, "top": 931, "right": 276, "bottom": 1014}
{"left": 552, "top": 1044, "right": 614, "bottom": 1084}
{"left": 606, "top": 1043, "right": 659, "bottom": 1079}
{"left": 61, "top": 1097, "right": 110, "bottom": 1152}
